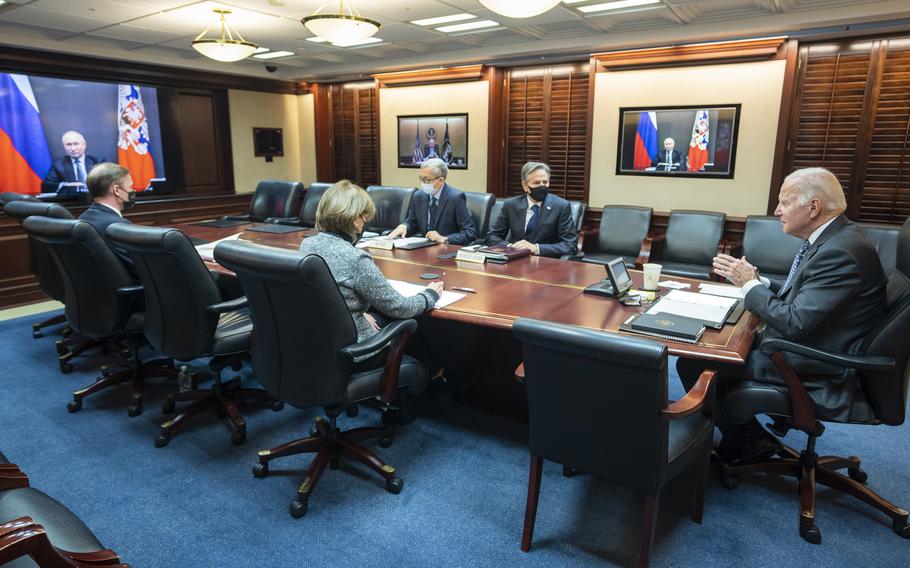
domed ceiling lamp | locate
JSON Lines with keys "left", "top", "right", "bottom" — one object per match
{"left": 301, "top": 1, "right": 381, "bottom": 45}
{"left": 192, "top": 9, "right": 258, "bottom": 62}
{"left": 478, "top": 0, "right": 561, "bottom": 18}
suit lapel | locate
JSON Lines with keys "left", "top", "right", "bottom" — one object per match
{"left": 515, "top": 197, "right": 529, "bottom": 241}
{"left": 779, "top": 215, "right": 848, "bottom": 297}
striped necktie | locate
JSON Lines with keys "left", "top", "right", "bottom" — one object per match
{"left": 782, "top": 240, "right": 810, "bottom": 290}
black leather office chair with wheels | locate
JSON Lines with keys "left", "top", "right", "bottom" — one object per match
{"left": 365, "top": 185, "right": 416, "bottom": 234}
{"left": 718, "top": 217, "right": 910, "bottom": 544}
{"left": 513, "top": 319, "right": 716, "bottom": 567}
{"left": 106, "top": 224, "right": 279, "bottom": 447}
{"left": 464, "top": 192, "right": 495, "bottom": 238}
{"left": 21, "top": 216, "right": 178, "bottom": 416}
{"left": 224, "top": 179, "right": 303, "bottom": 223}
{"left": 214, "top": 241, "right": 428, "bottom": 518}
{"left": 653, "top": 210, "right": 726, "bottom": 280}
{"left": 268, "top": 182, "right": 332, "bottom": 227}
{"left": 731, "top": 215, "right": 804, "bottom": 288}
{"left": 579, "top": 205, "right": 653, "bottom": 269}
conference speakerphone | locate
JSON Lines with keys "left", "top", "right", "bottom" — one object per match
{"left": 583, "top": 257, "right": 633, "bottom": 299}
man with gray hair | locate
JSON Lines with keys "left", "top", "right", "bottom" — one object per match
{"left": 42, "top": 130, "right": 105, "bottom": 197}
{"left": 79, "top": 162, "right": 138, "bottom": 278}
{"left": 388, "top": 157, "right": 476, "bottom": 245}
{"left": 678, "top": 167, "right": 886, "bottom": 464}
{"left": 485, "top": 161, "right": 577, "bottom": 257}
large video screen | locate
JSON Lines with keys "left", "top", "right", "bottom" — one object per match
{"left": 0, "top": 72, "right": 182, "bottom": 199}
{"left": 616, "top": 104, "right": 741, "bottom": 179}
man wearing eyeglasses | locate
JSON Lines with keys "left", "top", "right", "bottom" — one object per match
{"left": 388, "top": 158, "right": 477, "bottom": 245}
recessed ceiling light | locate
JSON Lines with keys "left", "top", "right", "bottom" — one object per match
{"left": 306, "top": 37, "right": 329, "bottom": 43}
{"left": 253, "top": 50, "right": 295, "bottom": 59}
{"left": 331, "top": 36, "right": 383, "bottom": 47}
{"left": 252, "top": 47, "right": 271, "bottom": 54}
{"left": 577, "top": 0, "right": 661, "bottom": 14}
{"left": 436, "top": 20, "right": 500, "bottom": 33}
{"left": 411, "top": 13, "right": 476, "bottom": 26}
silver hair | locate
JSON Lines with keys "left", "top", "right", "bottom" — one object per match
{"left": 420, "top": 158, "right": 448, "bottom": 179}
{"left": 783, "top": 168, "right": 847, "bottom": 213}
{"left": 521, "top": 161, "right": 550, "bottom": 183}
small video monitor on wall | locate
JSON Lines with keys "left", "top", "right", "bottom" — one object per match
{"left": 397, "top": 114, "right": 468, "bottom": 169}
{"left": 616, "top": 104, "right": 741, "bottom": 179}
{"left": 253, "top": 127, "right": 283, "bottom": 162}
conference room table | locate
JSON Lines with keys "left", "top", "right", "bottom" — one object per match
{"left": 182, "top": 221, "right": 759, "bottom": 416}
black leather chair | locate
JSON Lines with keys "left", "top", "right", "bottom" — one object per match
{"left": 513, "top": 319, "right": 716, "bottom": 567}
{"left": 0, "top": 192, "right": 35, "bottom": 207}
{"left": 21, "top": 216, "right": 178, "bottom": 416}
{"left": 654, "top": 210, "right": 726, "bottom": 280}
{"left": 718, "top": 217, "right": 910, "bottom": 544}
{"left": 0, "top": 456, "right": 126, "bottom": 568}
{"left": 214, "top": 241, "right": 428, "bottom": 518}
{"left": 106, "top": 224, "right": 279, "bottom": 447}
{"left": 580, "top": 205, "right": 653, "bottom": 269}
{"left": 737, "top": 215, "right": 804, "bottom": 288}
{"left": 365, "top": 185, "right": 416, "bottom": 234}
{"left": 484, "top": 199, "right": 508, "bottom": 242}
{"left": 224, "top": 180, "right": 303, "bottom": 223}
{"left": 858, "top": 221, "right": 900, "bottom": 276}
{"left": 465, "top": 192, "right": 495, "bottom": 238}
{"left": 268, "top": 182, "right": 332, "bottom": 228}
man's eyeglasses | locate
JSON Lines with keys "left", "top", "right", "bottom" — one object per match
{"left": 418, "top": 176, "right": 441, "bottom": 184}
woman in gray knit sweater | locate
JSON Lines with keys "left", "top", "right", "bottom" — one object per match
{"left": 299, "top": 180, "right": 443, "bottom": 344}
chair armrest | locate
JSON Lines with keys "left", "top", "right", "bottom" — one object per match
{"left": 205, "top": 296, "right": 249, "bottom": 314}
{"left": 662, "top": 370, "right": 716, "bottom": 419}
{"left": 634, "top": 236, "right": 655, "bottom": 269}
{"left": 760, "top": 339, "right": 895, "bottom": 371}
{"left": 339, "top": 319, "right": 418, "bottom": 403}
{"left": 115, "top": 285, "right": 143, "bottom": 297}
{"left": 339, "top": 319, "right": 417, "bottom": 360}
{"left": 514, "top": 363, "right": 525, "bottom": 383}
{"left": 222, "top": 214, "right": 251, "bottom": 221}
{"left": 0, "top": 518, "right": 126, "bottom": 568}
{"left": 263, "top": 216, "right": 300, "bottom": 225}
{"left": 0, "top": 464, "right": 29, "bottom": 490}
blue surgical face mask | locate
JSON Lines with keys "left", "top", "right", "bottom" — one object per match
{"left": 420, "top": 182, "right": 436, "bottom": 195}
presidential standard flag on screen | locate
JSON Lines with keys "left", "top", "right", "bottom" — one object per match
{"left": 441, "top": 120, "right": 453, "bottom": 164}
{"left": 633, "top": 112, "right": 657, "bottom": 170}
{"left": 687, "top": 109, "right": 710, "bottom": 172}
{"left": 117, "top": 84, "right": 155, "bottom": 191}
{"left": 412, "top": 120, "right": 424, "bottom": 164}
{"left": 0, "top": 74, "right": 52, "bottom": 194}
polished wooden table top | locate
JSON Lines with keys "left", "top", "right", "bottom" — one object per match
{"left": 181, "top": 222, "right": 758, "bottom": 365}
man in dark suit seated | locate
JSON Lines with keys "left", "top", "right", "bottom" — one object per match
{"left": 79, "top": 162, "right": 138, "bottom": 279}
{"left": 650, "top": 137, "right": 684, "bottom": 171}
{"left": 677, "top": 167, "right": 886, "bottom": 463}
{"left": 42, "top": 131, "right": 105, "bottom": 197}
{"left": 485, "top": 161, "right": 578, "bottom": 258}
{"left": 388, "top": 157, "right": 477, "bottom": 245}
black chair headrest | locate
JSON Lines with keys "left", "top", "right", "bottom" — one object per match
{"left": 4, "top": 200, "right": 74, "bottom": 222}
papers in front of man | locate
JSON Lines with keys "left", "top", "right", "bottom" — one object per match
{"left": 646, "top": 289, "right": 738, "bottom": 329}
{"left": 698, "top": 282, "right": 744, "bottom": 299}
{"left": 359, "top": 236, "right": 435, "bottom": 251}
{"left": 194, "top": 233, "right": 243, "bottom": 261}
{"left": 387, "top": 280, "right": 466, "bottom": 310}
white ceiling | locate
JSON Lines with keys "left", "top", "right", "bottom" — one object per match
{"left": 1, "top": 0, "right": 909, "bottom": 83}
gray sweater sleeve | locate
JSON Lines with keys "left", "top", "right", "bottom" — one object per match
{"left": 351, "top": 252, "right": 440, "bottom": 317}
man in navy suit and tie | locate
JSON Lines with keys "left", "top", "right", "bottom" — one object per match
{"left": 650, "top": 137, "right": 684, "bottom": 171}
{"left": 79, "top": 162, "right": 138, "bottom": 279}
{"left": 485, "top": 161, "right": 578, "bottom": 258}
{"left": 388, "top": 158, "right": 477, "bottom": 245}
{"left": 42, "top": 131, "right": 105, "bottom": 197}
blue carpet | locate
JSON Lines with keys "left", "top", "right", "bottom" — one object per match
{"left": 1, "top": 310, "right": 908, "bottom": 567}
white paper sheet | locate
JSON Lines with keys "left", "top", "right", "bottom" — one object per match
{"left": 698, "top": 282, "right": 744, "bottom": 299}
{"left": 657, "top": 280, "right": 691, "bottom": 290}
{"left": 194, "top": 233, "right": 242, "bottom": 261}
{"left": 388, "top": 279, "right": 465, "bottom": 309}
{"left": 646, "top": 290, "right": 737, "bottom": 326}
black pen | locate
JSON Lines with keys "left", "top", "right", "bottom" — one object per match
{"left": 452, "top": 287, "right": 477, "bottom": 294}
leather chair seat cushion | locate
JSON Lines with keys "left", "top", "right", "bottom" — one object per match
{"left": 0, "top": 488, "right": 104, "bottom": 567}
{"left": 722, "top": 381, "right": 792, "bottom": 424}
{"left": 658, "top": 261, "right": 712, "bottom": 280}
{"left": 344, "top": 355, "right": 428, "bottom": 403}
{"left": 582, "top": 253, "right": 638, "bottom": 269}
{"left": 666, "top": 413, "right": 713, "bottom": 480}
{"left": 123, "top": 311, "right": 144, "bottom": 332}
{"left": 211, "top": 309, "right": 253, "bottom": 356}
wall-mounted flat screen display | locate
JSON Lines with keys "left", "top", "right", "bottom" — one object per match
{"left": 397, "top": 114, "right": 467, "bottom": 169}
{"left": 616, "top": 104, "right": 741, "bottom": 179}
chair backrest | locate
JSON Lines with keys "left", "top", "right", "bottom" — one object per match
{"left": 106, "top": 224, "right": 223, "bottom": 360}
{"left": 0, "top": 192, "right": 35, "bottom": 206}
{"left": 663, "top": 210, "right": 726, "bottom": 265}
{"left": 4, "top": 201, "right": 74, "bottom": 302}
{"left": 214, "top": 241, "right": 357, "bottom": 407}
{"left": 365, "top": 185, "right": 416, "bottom": 232}
{"left": 513, "top": 318, "right": 671, "bottom": 494}
{"left": 21, "top": 217, "right": 133, "bottom": 338}
{"left": 595, "top": 205, "right": 652, "bottom": 257}
{"left": 858, "top": 222, "right": 900, "bottom": 276}
{"left": 860, "top": 217, "right": 910, "bottom": 425}
{"left": 299, "top": 182, "right": 332, "bottom": 227}
{"left": 248, "top": 180, "right": 304, "bottom": 221}
{"left": 568, "top": 200, "right": 586, "bottom": 232}
{"left": 742, "top": 215, "right": 804, "bottom": 277}
{"left": 464, "top": 192, "right": 495, "bottom": 237}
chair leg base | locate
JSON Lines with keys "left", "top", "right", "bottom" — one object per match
{"left": 68, "top": 361, "right": 177, "bottom": 415}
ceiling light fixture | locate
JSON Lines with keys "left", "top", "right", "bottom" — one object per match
{"left": 436, "top": 20, "right": 500, "bottom": 33}
{"left": 478, "top": 0, "right": 560, "bottom": 18}
{"left": 253, "top": 50, "right": 296, "bottom": 60}
{"left": 411, "top": 14, "right": 476, "bottom": 26}
{"left": 577, "top": 0, "right": 660, "bottom": 14}
{"left": 191, "top": 9, "right": 258, "bottom": 63}
{"left": 301, "top": 1, "right": 381, "bottom": 45}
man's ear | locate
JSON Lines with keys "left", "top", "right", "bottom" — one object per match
{"left": 808, "top": 198, "right": 822, "bottom": 218}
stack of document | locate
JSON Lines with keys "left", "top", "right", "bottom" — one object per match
{"left": 646, "top": 289, "right": 739, "bottom": 328}
{"left": 387, "top": 280, "right": 465, "bottom": 309}
{"left": 194, "top": 233, "right": 243, "bottom": 261}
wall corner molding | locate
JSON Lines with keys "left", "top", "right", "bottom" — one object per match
{"left": 373, "top": 65, "right": 486, "bottom": 88}
{"left": 591, "top": 37, "right": 788, "bottom": 72}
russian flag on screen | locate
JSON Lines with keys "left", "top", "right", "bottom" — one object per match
{"left": 0, "top": 74, "right": 52, "bottom": 194}
{"left": 117, "top": 84, "right": 155, "bottom": 191}
{"left": 633, "top": 112, "right": 657, "bottom": 170}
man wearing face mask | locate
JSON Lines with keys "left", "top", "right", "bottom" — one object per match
{"left": 485, "top": 161, "right": 577, "bottom": 258}
{"left": 79, "top": 162, "right": 139, "bottom": 279}
{"left": 387, "top": 158, "right": 477, "bottom": 245}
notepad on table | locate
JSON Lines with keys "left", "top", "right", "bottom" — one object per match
{"left": 387, "top": 280, "right": 465, "bottom": 309}
{"left": 645, "top": 289, "right": 739, "bottom": 329}
{"left": 620, "top": 313, "right": 705, "bottom": 343}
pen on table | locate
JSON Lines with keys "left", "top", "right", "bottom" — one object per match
{"left": 452, "top": 287, "right": 477, "bottom": 294}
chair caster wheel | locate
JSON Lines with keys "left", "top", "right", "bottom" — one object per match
{"left": 800, "top": 525, "right": 821, "bottom": 544}
{"left": 271, "top": 400, "right": 284, "bottom": 412}
{"left": 252, "top": 463, "right": 268, "bottom": 478}
{"left": 562, "top": 466, "right": 577, "bottom": 478}
{"left": 379, "top": 436, "right": 393, "bottom": 448}
{"left": 161, "top": 400, "right": 175, "bottom": 414}
{"left": 231, "top": 431, "right": 246, "bottom": 445}
{"left": 127, "top": 404, "right": 143, "bottom": 417}
{"left": 154, "top": 433, "right": 170, "bottom": 448}
{"left": 33, "top": 330, "right": 43, "bottom": 339}
{"left": 60, "top": 362, "right": 74, "bottom": 374}
{"left": 720, "top": 475, "right": 739, "bottom": 490}
{"left": 893, "top": 520, "right": 910, "bottom": 538}
{"left": 55, "top": 342, "right": 68, "bottom": 355}
{"left": 386, "top": 477, "right": 403, "bottom": 494}
{"left": 67, "top": 399, "right": 82, "bottom": 413}
{"left": 848, "top": 467, "right": 868, "bottom": 484}
{"left": 290, "top": 500, "right": 308, "bottom": 518}
{"left": 310, "top": 427, "right": 319, "bottom": 437}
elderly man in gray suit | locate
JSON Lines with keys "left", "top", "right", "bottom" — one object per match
{"left": 677, "top": 167, "right": 886, "bottom": 464}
